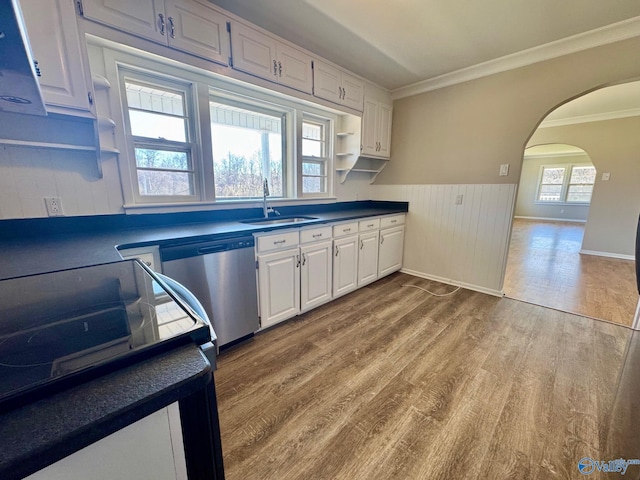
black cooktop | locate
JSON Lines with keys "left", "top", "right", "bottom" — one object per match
{"left": 0, "top": 260, "right": 210, "bottom": 411}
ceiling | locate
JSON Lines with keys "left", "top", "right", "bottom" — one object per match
{"left": 209, "top": 0, "right": 640, "bottom": 91}
{"left": 539, "top": 81, "right": 640, "bottom": 127}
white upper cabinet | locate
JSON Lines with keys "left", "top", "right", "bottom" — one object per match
{"left": 81, "top": 0, "right": 165, "bottom": 43}
{"left": 80, "top": 0, "right": 230, "bottom": 65}
{"left": 229, "top": 21, "right": 312, "bottom": 94}
{"left": 164, "top": 0, "right": 230, "bottom": 65}
{"left": 313, "top": 60, "right": 364, "bottom": 111}
{"left": 361, "top": 95, "right": 392, "bottom": 159}
{"left": 21, "top": 0, "right": 95, "bottom": 116}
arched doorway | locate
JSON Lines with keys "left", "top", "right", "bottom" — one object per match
{"left": 504, "top": 83, "right": 640, "bottom": 326}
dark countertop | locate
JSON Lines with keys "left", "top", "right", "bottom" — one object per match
{"left": 0, "top": 201, "right": 408, "bottom": 281}
{"left": 0, "top": 344, "right": 213, "bottom": 480}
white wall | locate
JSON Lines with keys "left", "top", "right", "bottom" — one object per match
{"left": 371, "top": 184, "right": 517, "bottom": 295}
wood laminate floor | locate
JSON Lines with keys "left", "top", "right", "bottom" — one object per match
{"left": 504, "top": 219, "right": 638, "bottom": 326}
{"left": 216, "top": 273, "right": 640, "bottom": 480}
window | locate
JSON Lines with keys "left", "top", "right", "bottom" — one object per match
{"left": 106, "top": 45, "right": 335, "bottom": 207}
{"left": 123, "top": 75, "right": 197, "bottom": 200}
{"left": 210, "top": 99, "right": 285, "bottom": 199}
{"left": 537, "top": 164, "right": 596, "bottom": 203}
{"left": 301, "top": 117, "right": 331, "bottom": 195}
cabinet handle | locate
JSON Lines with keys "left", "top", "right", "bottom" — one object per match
{"left": 302, "top": 253, "right": 306, "bottom": 266}
{"left": 168, "top": 16, "right": 175, "bottom": 38}
{"left": 273, "top": 239, "right": 286, "bottom": 245}
{"left": 380, "top": 235, "right": 384, "bottom": 245}
{"left": 296, "top": 254, "right": 300, "bottom": 268}
{"left": 312, "top": 233, "right": 322, "bottom": 238}
{"left": 335, "top": 245, "right": 339, "bottom": 257}
{"left": 87, "top": 91, "right": 93, "bottom": 105}
{"left": 158, "top": 13, "right": 166, "bottom": 36}
{"left": 338, "top": 86, "right": 343, "bottom": 99}
{"left": 360, "top": 239, "right": 364, "bottom": 250}
{"left": 273, "top": 60, "right": 277, "bottom": 76}
{"left": 344, "top": 228, "right": 351, "bottom": 232}
{"left": 391, "top": 219, "right": 397, "bottom": 223}
{"left": 278, "top": 61, "right": 282, "bottom": 77}
{"left": 342, "top": 88, "right": 346, "bottom": 99}
{"left": 367, "top": 224, "right": 374, "bottom": 228}
{"left": 33, "top": 61, "right": 42, "bottom": 77}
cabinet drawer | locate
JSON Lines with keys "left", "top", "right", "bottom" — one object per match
{"left": 359, "top": 218, "right": 380, "bottom": 232}
{"left": 332, "top": 221, "right": 358, "bottom": 238}
{"left": 300, "top": 226, "right": 332, "bottom": 244}
{"left": 256, "top": 231, "right": 299, "bottom": 253}
{"left": 380, "top": 214, "right": 405, "bottom": 229}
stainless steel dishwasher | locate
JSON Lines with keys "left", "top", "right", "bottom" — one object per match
{"left": 161, "top": 235, "right": 259, "bottom": 351}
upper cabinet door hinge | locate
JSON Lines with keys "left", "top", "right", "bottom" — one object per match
{"left": 226, "top": 21, "right": 231, "bottom": 33}
{"left": 255, "top": 260, "right": 259, "bottom": 270}
{"left": 76, "top": 0, "right": 84, "bottom": 16}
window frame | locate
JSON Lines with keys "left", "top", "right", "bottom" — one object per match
{"left": 535, "top": 163, "right": 596, "bottom": 205}
{"left": 99, "top": 43, "right": 337, "bottom": 209}
{"left": 118, "top": 68, "right": 201, "bottom": 204}
{"left": 209, "top": 93, "right": 289, "bottom": 201}
{"left": 300, "top": 114, "right": 333, "bottom": 198}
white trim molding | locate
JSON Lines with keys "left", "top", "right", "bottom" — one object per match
{"left": 401, "top": 268, "right": 505, "bottom": 298}
{"left": 514, "top": 216, "right": 586, "bottom": 223}
{"left": 538, "top": 107, "right": 640, "bottom": 128}
{"left": 579, "top": 249, "right": 635, "bottom": 261}
{"left": 633, "top": 299, "right": 640, "bottom": 331}
{"left": 392, "top": 16, "right": 640, "bottom": 100}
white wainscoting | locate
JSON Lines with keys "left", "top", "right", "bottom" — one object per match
{"left": 371, "top": 184, "right": 518, "bottom": 295}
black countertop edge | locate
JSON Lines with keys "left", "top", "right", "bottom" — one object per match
{"left": 0, "top": 201, "right": 408, "bottom": 241}
{"left": 0, "top": 344, "right": 212, "bottom": 480}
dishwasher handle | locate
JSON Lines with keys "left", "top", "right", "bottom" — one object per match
{"left": 161, "top": 236, "right": 255, "bottom": 262}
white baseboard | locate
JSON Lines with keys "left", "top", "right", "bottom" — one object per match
{"left": 400, "top": 268, "right": 504, "bottom": 298}
{"left": 579, "top": 249, "right": 635, "bottom": 261}
{"left": 514, "top": 216, "right": 586, "bottom": 223}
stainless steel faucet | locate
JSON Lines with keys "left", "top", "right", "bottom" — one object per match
{"left": 263, "top": 178, "right": 270, "bottom": 218}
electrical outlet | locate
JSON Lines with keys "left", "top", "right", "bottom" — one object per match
{"left": 44, "top": 197, "right": 63, "bottom": 216}
{"left": 499, "top": 164, "right": 510, "bottom": 176}
{"left": 455, "top": 194, "right": 464, "bottom": 205}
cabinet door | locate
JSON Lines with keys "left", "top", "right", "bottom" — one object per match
{"left": 313, "top": 60, "right": 341, "bottom": 104}
{"left": 361, "top": 97, "right": 379, "bottom": 156}
{"left": 257, "top": 249, "right": 300, "bottom": 328}
{"left": 333, "top": 235, "right": 358, "bottom": 298}
{"left": 341, "top": 73, "right": 364, "bottom": 111}
{"left": 164, "top": 0, "right": 230, "bottom": 65}
{"left": 276, "top": 44, "right": 313, "bottom": 94}
{"left": 230, "top": 21, "right": 277, "bottom": 81}
{"left": 81, "top": 0, "right": 166, "bottom": 43}
{"left": 20, "top": 0, "right": 93, "bottom": 115}
{"left": 300, "top": 241, "right": 332, "bottom": 312}
{"left": 378, "top": 226, "right": 404, "bottom": 277}
{"left": 377, "top": 102, "right": 393, "bottom": 158}
{"left": 357, "top": 231, "right": 380, "bottom": 287}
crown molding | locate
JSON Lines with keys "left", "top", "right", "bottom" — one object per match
{"left": 538, "top": 107, "right": 640, "bottom": 128}
{"left": 391, "top": 16, "right": 640, "bottom": 100}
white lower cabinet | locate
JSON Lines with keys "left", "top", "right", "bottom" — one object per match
{"left": 332, "top": 234, "right": 359, "bottom": 298}
{"left": 300, "top": 240, "right": 333, "bottom": 312}
{"left": 257, "top": 247, "right": 300, "bottom": 329}
{"left": 357, "top": 230, "right": 380, "bottom": 287}
{"left": 255, "top": 215, "right": 404, "bottom": 328}
{"left": 378, "top": 226, "right": 405, "bottom": 277}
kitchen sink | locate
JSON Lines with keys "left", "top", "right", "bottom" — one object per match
{"left": 240, "top": 216, "right": 318, "bottom": 225}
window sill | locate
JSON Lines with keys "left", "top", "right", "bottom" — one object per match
{"left": 533, "top": 201, "right": 591, "bottom": 206}
{"left": 123, "top": 197, "right": 338, "bottom": 214}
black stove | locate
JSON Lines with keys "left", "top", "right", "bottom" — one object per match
{"left": 0, "top": 260, "right": 210, "bottom": 411}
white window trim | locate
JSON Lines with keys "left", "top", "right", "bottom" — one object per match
{"left": 99, "top": 42, "right": 337, "bottom": 209}
{"left": 535, "top": 163, "right": 596, "bottom": 205}
{"left": 300, "top": 114, "right": 333, "bottom": 198}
